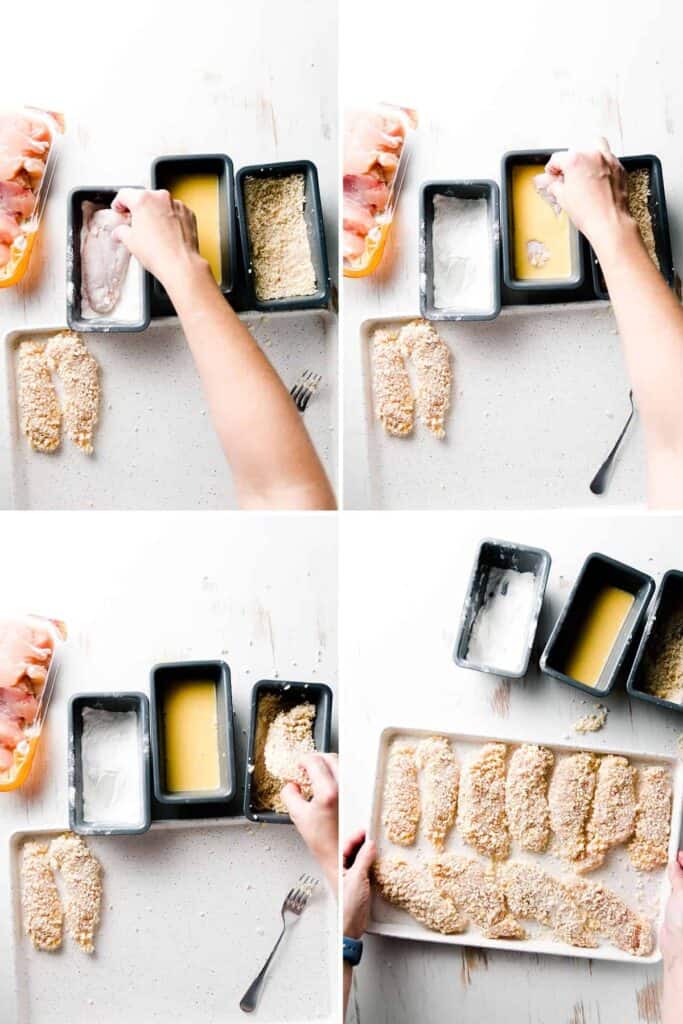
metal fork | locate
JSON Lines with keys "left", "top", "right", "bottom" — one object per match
{"left": 290, "top": 370, "right": 322, "bottom": 412}
{"left": 239, "top": 874, "right": 318, "bottom": 1013}
{"left": 590, "top": 390, "right": 636, "bottom": 495}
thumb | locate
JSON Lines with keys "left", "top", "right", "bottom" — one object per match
{"left": 281, "top": 781, "right": 308, "bottom": 820}
{"left": 112, "top": 223, "right": 133, "bottom": 249}
{"left": 668, "top": 853, "right": 683, "bottom": 893}
{"left": 547, "top": 179, "right": 565, "bottom": 211}
{"left": 351, "top": 838, "right": 377, "bottom": 878}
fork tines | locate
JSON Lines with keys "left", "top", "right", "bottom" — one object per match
{"left": 290, "top": 370, "right": 322, "bottom": 412}
{"left": 285, "top": 873, "right": 319, "bottom": 913}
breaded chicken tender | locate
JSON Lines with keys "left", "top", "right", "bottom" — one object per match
{"left": 457, "top": 743, "right": 510, "bottom": 860}
{"left": 416, "top": 736, "right": 459, "bottom": 851}
{"left": 382, "top": 743, "right": 420, "bottom": 846}
{"left": 505, "top": 744, "right": 554, "bottom": 853}
{"left": 373, "top": 856, "right": 467, "bottom": 934}
{"left": 431, "top": 854, "right": 526, "bottom": 939}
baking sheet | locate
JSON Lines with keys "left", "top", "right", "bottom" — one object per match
{"left": 0, "top": 312, "right": 337, "bottom": 510}
{"left": 9, "top": 819, "right": 336, "bottom": 1024}
{"left": 353, "top": 307, "right": 644, "bottom": 510}
{"left": 368, "top": 726, "right": 683, "bottom": 964}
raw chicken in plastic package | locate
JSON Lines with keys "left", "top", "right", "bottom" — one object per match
{"left": 0, "top": 107, "right": 65, "bottom": 288}
{"left": 0, "top": 614, "right": 67, "bottom": 790}
{"left": 343, "top": 103, "right": 417, "bottom": 277}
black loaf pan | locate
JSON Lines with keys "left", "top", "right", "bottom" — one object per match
{"left": 591, "top": 154, "right": 675, "bottom": 300}
{"left": 627, "top": 569, "right": 683, "bottom": 714}
{"left": 67, "top": 187, "right": 151, "bottom": 333}
{"left": 453, "top": 537, "right": 551, "bottom": 678}
{"left": 150, "top": 660, "right": 237, "bottom": 815}
{"left": 501, "top": 149, "right": 586, "bottom": 296}
{"left": 540, "top": 552, "right": 654, "bottom": 696}
{"left": 420, "top": 180, "right": 501, "bottom": 322}
{"left": 235, "top": 160, "right": 331, "bottom": 313}
{"left": 69, "top": 692, "right": 152, "bottom": 836}
{"left": 150, "top": 154, "right": 239, "bottom": 316}
{"left": 244, "top": 679, "right": 333, "bottom": 824}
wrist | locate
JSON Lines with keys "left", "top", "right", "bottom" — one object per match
{"left": 589, "top": 213, "right": 639, "bottom": 269}
{"left": 161, "top": 251, "right": 214, "bottom": 303}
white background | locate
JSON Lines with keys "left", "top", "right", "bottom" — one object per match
{"left": 0, "top": 0, "right": 338, "bottom": 510}
{"left": 0, "top": 511, "right": 338, "bottom": 1023}
{"left": 341, "top": 509, "right": 683, "bottom": 1023}
{"left": 341, "top": 0, "right": 683, "bottom": 509}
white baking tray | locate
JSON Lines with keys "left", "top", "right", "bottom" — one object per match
{"left": 368, "top": 726, "right": 683, "bottom": 964}
{"left": 0, "top": 312, "right": 337, "bottom": 510}
{"left": 352, "top": 308, "right": 643, "bottom": 510}
{"left": 9, "top": 819, "right": 336, "bottom": 1024}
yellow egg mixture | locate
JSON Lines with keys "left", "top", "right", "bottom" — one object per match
{"left": 165, "top": 173, "right": 222, "bottom": 284}
{"left": 162, "top": 680, "right": 220, "bottom": 792}
{"left": 511, "top": 164, "right": 572, "bottom": 281}
{"left": 564, "top": 586, "right": 635, "bottom": 687}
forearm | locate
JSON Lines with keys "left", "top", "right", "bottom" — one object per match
{"left": 343, "top": 963, "right": 353, "bottom": 1019}
{"left": 165, "top": 257, "right": 336, "bottom": 510}
{"left": 596, "top": 221, "right": 683, "bottom": 461}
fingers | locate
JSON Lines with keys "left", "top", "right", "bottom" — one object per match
{"left": 280, "top": 781, "right": 308, "bottom": 819}
{"left": 342, "top": 827, "right": 368, "bottom": 868}
{"left": 112, "top": 223, "right": 133, "bottom": 249}
{"left": 678, "top": 850, "right": 683, "bottom": 870}
{"left": 668, "top": 852, "right": 683, "bottom": 891}
{"left": 299, "top": 752, "right": 338, "bottom": 804}
{"left": 350, "top": 837, "right": 377, "bottom": 877}
{"left": 112, "top": 187, "right": 146, "bottom": 214}
{"left": 545, "top": 149, "right": 571, "bottom": 176}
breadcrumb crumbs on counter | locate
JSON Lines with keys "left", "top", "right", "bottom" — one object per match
{"left": 573, "top": 705, "right": 608, "bottom": 734}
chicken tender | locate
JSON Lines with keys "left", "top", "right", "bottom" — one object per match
{"left": 416, "top": 736, "right": 459, "bottom": 851}
{"left": 398, "top": 320, "right": 451, "bottom": 439}
{"left": 566, "top": 878, "right": 654, "bottom": 957}
{"left": 49, "top": 833, "right": 102, "bottom": 954}
{"left": 371, "top": 328, "right": 414, "bottom": 437}
{"left": 505, "top": 744, "right": 554, "bottom": 853}
{"left": 575, "top": 755, "right": 636, "bottom": 874}
{"left": 628, "top": 766, "right": 672, "bottom": 871}
{"left": 21, "top": 842, "right": 63, "bottom": 952}
{"left": 382, "top": 743, "right": 420, "bottom": 846}
{"left": 16, "top": 340, "right": 61, "bottom": 453}
{"left": 502, "top": 861, "right": 597, "bottom": 948}
{"left": 44, "top": 332, "right": 100, "bottom": 455}
{"left": 548, "top": 752, "right": 598, "bottom": 862}
{"left": 373, "top": 856, "right": 467, "bottom": 934}
{"left": 431, "top": 854, "right": 526, "bottom": 939}
{"left": 457, "top": 743, "right": 510, "bottom": 860}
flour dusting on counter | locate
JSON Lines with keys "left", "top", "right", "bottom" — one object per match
{"left": 467, "top": 568, "right": 537, "bottom": 673}
{"left": 432, "top": 195, "right": 493, "bottom": 312}
{"left": 81, "top": 708, "right": 143, "bottom": 826}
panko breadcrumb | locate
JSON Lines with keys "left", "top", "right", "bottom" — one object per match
{"left": 416, "top": 736, "right": 459, "bottom": 851}
{"left": 49, "top": 833, "right": 102, "bottom": 954}
{"left": 573, "top": 705, "right": 608, "bottom": 734}
{"left": 627, "top": 169, "right": 660, "bottom": 270}
{"left": 373, "top": 856, "right": 467, "bottom": 934}
{"left": 244, "top": 174, "right": 316, "bottom": 300}
{"left": 21, "top": 842, "right": 63, "bottom": 952}
{"left": 457, "top": 743, "right": 510, "bottom": 860}
{"left": 575, "top": 755, "right": 636, "bottom": 874}
{"left": 397, "top": 320, "right": 451, "bottom": 439}
{"left": 642, "top": 604, "right": 683, "bottom": 704}
{"left": 45, "top": 331, "right": 100, "bottom": 454}
{"left": 382, "top": 743, "right": 420, "bottom": 846}
{"left": 505, "top": 744, "right": 554, "bottom": 853}
{"left": 548, "top": 752, "right": 598, "bottom": 863}
{"left": 502, "top": 861, "right": 597, "bottom": 948}
{"left": 371, "top": 327, "right": 414, "bottom": 436}
{"left": 566, "top": 877, "right": 654, "bottom": 957}
{"left": 16, "top": 340, "right": 61, "bottom": 453}
{"left": 628, "top": 766, "right": 672, "bottom": 871}
{"left": 253, "top": 694, "right": 315, "bottom": 813}
{"left": 431, "top": 854, "right": 526, "bottom": 939}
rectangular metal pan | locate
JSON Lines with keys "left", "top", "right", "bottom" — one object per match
{"left": 367, "top": 726, "right": 683, "bottom": 964}
{"left": 66, "top": 187, "right": 151, "bottom": 333}
{"left": 244, "top": 680, "right": 333, "bottom": 823}
{"left": 420, "top": 180, "right": 501, "bottom": 321}
{"left": 627, "top": 569, "right": 683, "bottom": 713}
{"left": 453, "top": 537, "right": 551, "bottom": 677}
{"left": 540, "top": 552, "right": 654, "bottom": 695}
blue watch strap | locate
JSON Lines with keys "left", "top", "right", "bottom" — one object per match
{"left": 343, "top": 936, "right": 363, "bottom": 966}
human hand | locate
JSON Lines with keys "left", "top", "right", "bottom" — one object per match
{"left": 661, "top": 851, "right": 683, "bottom": 960}
{"left": 282, "top": 752, "right": 338, "bottom": 892}
{"left": 534, "top": 140, "right": 633, "bottom": 255}
{"left": 111, "top": 188, "right": 207, "bottom": 293}
{"left": 342, "top": 829, "right": 376, "bottom": 940}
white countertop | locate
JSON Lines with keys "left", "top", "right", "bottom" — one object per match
{"left": 0, "top": 0, "right": 338, "bottom": 509}
{"left": 341, "top": 510, "right": 682, "bottom": 1024}
{"left": 0, "top": 511, "right": 338, "bottom": 1022}
{"left": 341, "top": 0, "right": 683, "bottom": 509}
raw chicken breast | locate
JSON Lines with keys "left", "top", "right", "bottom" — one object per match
{"left": 0, "top": 617, "right": 59, "bottom": 779}
{"left": 80, "top": 202, "right": 132, "bottom": 315}
{"left": 0, "top": 110, "right": 56, "bottom": 270}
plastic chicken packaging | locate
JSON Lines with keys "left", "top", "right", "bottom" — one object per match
{"left": 0, "top": 107, "right": 65, "bottom": 288}
{"left": 343, "top": 103, "right": 417, "bottom": 277}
